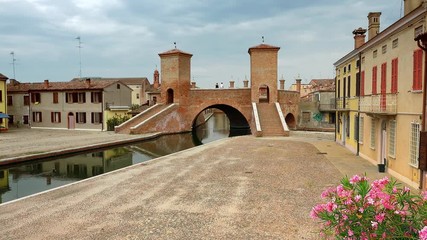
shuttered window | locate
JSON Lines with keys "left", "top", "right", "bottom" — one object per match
{"left": 53, "top": 92, "right": 59, "bottom": 104}
{"left": 391, "top": 58, "right": 398, "bottom": 93}
{"left": 413, "top": 49, "right": 423, "bottom": 91}
{"left": 410, "top": 122, "right": 420, "bottom": 167}
{"left": 389, "top": 120, "right": 396, "bottom": 158}
{"left": 372, "top": 66, "right": 377, "bottom": 94}
{"left": 360, "top": 71, "right": 365, "bottom": 96}
{"left": 51, "top": 112, "right": 61, "bottom": 123}
{"left": 370, "top": 118, "right": 376, "bottom": 149}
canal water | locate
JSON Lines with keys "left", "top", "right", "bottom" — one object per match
{"left": 0, "top": 112, "right": 230, "bottom": 204}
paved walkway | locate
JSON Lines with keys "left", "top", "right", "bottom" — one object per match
{"left": 0, "top": 130, "right": 396, "bottom": 239}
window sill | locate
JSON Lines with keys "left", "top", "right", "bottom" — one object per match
{"left": 409, "top": 163, "right": 419, "bottom": 168}
{"left": 411, "top": 90, "right": 422, "bottom": 94}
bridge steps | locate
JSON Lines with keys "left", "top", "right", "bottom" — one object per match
{"left": 257, "top": 103, "right": 286, "bottom": 136}
{"left": 115, "top": 104, "right": 169, "bottom": 134}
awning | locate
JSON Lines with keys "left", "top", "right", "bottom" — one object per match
{"left": 0, "top": 113, "right": 10, "bottom": 118}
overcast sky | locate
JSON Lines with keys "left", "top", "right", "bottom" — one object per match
{"left": 0, "top": 0, "right": 403, "bottom": 89}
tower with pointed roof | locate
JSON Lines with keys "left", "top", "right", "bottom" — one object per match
{"left": 158, "top": 48, "right": 192, "bottom": 105}
{"left": 248, "top": 43, "right": 280, "bottom": 103}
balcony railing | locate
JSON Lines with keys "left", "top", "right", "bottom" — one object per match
{"left": 335, "top": 97, "right": 349, "bottom": 110}
{"left": 319, "top": 99, "right": 336, "bottom": 111}
{"left": 359, "top": 94, "right": 397, "bottom": 114}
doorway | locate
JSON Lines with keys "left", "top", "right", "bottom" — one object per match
{"left": 259, "top": 84, "right": 269, "bottom": 103}
{"left": 167, "top": 89, "right": 174, "bottom": 104}
{"left": 68, "top": 112, "right": 75, "bottom": 129}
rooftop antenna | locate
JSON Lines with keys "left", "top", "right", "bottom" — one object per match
{"left": 10, "top": 51, "right": 16, "bottom": 79}
{"left": 262, "top": 36, "right": 264, "bottom": 43}
{"left": 174, "top": 42, "right": 177, "bottom": 49}
{"left": 76, "top": 36, "right": 82, "bottom": 79}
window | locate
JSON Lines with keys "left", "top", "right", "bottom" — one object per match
{"left": 347, "top": 76, "right": 351, "bottom": 97}
{"left": 392, "top": 39, "right": 398, "bottom": 49}
{"left": 136, "top": 93, "right": 140, "bottom": 99}
{"left": 370, "top": 118, "right": 376, "bottom": 149}
{"left": 356, "top": 60, "right": 360, "bottom": 68}
{"left": 51, "top": 112, "right": 61, "bottom": 123}
{"left": 53, "top": 92, "right": 58, "bottom": 104}
{"left": 346, "top": 115, "right": 350, "bottom": 137}
{"left": 361, "top": 71, "right": 365, "bottom": 96}
{"left": 359, "top": 116, "right": 364, "bottom": 144}
{"left": 31, "top": 92, "right": 41, "bottom": 103}
{"left": 348, "top": 64, "right": 351, "bottom": 72}
{"left": 344, "top": 66, "right": 346, "bottom": 74}
{"left": 354, "top": 116, "right": 359, "bottom": 141}
{"left": 391, "top": 58, "right": 398, "bottom": 93}
{"left": 382, "top": 45, "right": 387, "bottom": 54}
{"left": 415, "top": 25, "right": 424, "bottom": 38}
{"left": 117, "top": 84, "right": 121, "bottom": 89}
{"left": 24, "top": 95, "right": 29, "bottom": 106}
{"left": 7, "top": 96, "right": 12, "bottom": 106}
{"left": 389, "top": 120, "right": 396, "bottom": 158}
{"left": 302, "top": 112, "right": 311, "bottom": 123}
{"left": 373, "top": 50, "right": 378, "bottom": 58}
{"left": 0, "top": 90, "right": 2, "bottom": 102}
{"left": 66, "top": 92, "right": 86, "bottom": 103}
{"left": 76, "top": 112, "right": 86, "bottom": 124}
{"left": 337, "top": 80, "right": 341, "bottom": 98}
{"left": 91, "top": 92, "right": 102, "bottom": 103}
{"left": 410, "top": 122, "right": 420, "bottom": 167}
{"left": 381, "top": 62, "right": 387, "bottom": 94}
{"left": 91, "top": 112, "right": 102, "bottom": 124}
{"left": 362, "top": 56, "right": 365, "bottom": 64}
{"left": 413, "top": 49, "right": 423, "bottom": 91}
{"left": 32, "top": 112, "right": 42, "bottom": 122}
{"left": 372, "top": 66, "right": 378, "bottom": 94}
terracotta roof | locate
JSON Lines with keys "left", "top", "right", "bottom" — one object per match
{"left": 8, "top": 79, "right": 120, "bottom": 92}
{"left": 248, "top": 43, "right": 280, "bottom": 53}
{"left": 71, "top": 77, "right": 149, "bottom": 85}
{"left": 0, "top": 73, "right": 8, "bottom": 81}
{"left": 158, "top": 48, "right": 193, "bottom": 57}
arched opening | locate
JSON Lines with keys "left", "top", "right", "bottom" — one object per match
{"left": 191, "top": 104, "right": 251, "bottom": 145}
{"left": 167, "top": 89, "right": 174, "bottom": 104}
{"left": 68, "top": 112, "right": 75, "bottom": 129}
{"left": 259, "top": 84, "right": 269, "bottom": 103}
{"left": 285, "top": 113, "right": 296, "bottom": 130}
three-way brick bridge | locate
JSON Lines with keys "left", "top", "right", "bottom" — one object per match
{"left": 116, "top": 43, "right": 300, "bottom": 137}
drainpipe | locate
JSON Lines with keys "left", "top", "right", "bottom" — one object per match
{"left": 414, "top": 32, "right": 427, "bottom": 190}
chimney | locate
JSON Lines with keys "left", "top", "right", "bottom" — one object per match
{"left": 229, "top": 80, "right": 235, "bottom": 88}
{"left": 85, "top": 78, "right": 91, "bottom": 87}
{"left": 191, "top": 82, "right": 196, "bottom": 88}
{"left": 153, "top": 69, "right": 160, "bottom": 89}
{"left": 367, "top": 12, "right": 381, "bottom": 41}
{"left": 44, "top": 79, "right": 49, "bottom": 88}
{"left": 279, "top": 79, "right": 285, "bottom": 90}
{"left": 296, "top": 78, "right": 302, "bottom": 93}
{"left": 404, "top": 0, "right": 423, "bottom": 16}
{"left": 9, "top": 79, "right": 19, "bottom": 86}
{"left": 353, "top": 27, "right": 367, "bottom": 49}
{"left": 243, "top": 79, "right": 249, "bottom": 88}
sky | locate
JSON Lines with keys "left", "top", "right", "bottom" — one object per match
{"left": 0, "top": 0, "right": 403, "bottom": 89}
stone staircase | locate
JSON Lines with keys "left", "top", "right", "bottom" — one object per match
{"left": 257, "top": 103, "right": 286, "bottom": 136}
{"left": 115, "top": 104, "right": 169, "bottom": 134}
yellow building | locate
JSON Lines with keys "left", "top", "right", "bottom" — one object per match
{"left": 336, "top": 0, "right": 427, "bottom": 189}
{"left": 0, "top": 74, "right": 8, "bottom": 130}
{"left": 334, "top": 29, "right": 364, "bottom": 154}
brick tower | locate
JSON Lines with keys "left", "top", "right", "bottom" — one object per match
{"left": 158, "top": 48, "right": 192, "bottom": 105}
{"left": 248, "top": 43, "right": 280, "bottom": 103}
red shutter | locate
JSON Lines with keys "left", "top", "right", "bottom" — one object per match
{"left": 361, "top": 71, "right": 365, "bottom": 96}
{"left": 58, "top": 112, "right": 61, "bottom": 123}
{"left": 414, "top": 49, "right": 423, "bottom": 90}
{"left": 372, "top": 66, "right": 377, "bottom": 94}
{"left": 381, "top": 63, "right": 387, "bottom": 94}
{"left": 391, "top": 58, "right": 398, "bottom": 93}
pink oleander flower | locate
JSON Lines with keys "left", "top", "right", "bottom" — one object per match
{"left": 419, "top": 226, "right": 427, "bottom": 240}
{"left": 312, "top": 175, "right": 427, "bottom": 239}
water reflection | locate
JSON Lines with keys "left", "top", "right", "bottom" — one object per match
{"left": 0, "top": 112, "right": 231, "bottom": 204}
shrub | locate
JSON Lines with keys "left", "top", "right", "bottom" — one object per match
{"left": 106, "top": 114, "right": 130, "bottom": 131}
{"left": 311, "top": 174, "right": 427, "bottom": 239}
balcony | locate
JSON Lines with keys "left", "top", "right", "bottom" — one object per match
{"left": 335, "top": 97, "right": 349, "bottom": 111}
{"left": 319, "top": 99, "right": 336, "bottom": 112}
{"left": 360, "top": 93, "right": 397, "bottom": 115}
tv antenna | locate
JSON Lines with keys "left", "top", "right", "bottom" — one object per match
{"left": 10, "top": 51, "right": 16, "bottom": 79}
{"left": 76, "top": 36, "right": 82, "bottom": 79}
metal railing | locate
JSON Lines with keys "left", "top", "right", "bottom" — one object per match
{"left": 335, "top": 97, "right": 348, "bottom": 110}
{"left": 359, "top": 94, "right": 397, "bottom": 114}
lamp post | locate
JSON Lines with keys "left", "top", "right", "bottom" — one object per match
{"left": 414, "top": 33, "right": 427, "bottom": 190}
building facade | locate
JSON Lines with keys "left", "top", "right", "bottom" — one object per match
{"left": 335, "top": 0, "right": 427, "bottom": 189}
{"left": 0, "top": 74, "right": 8, "bottom": 130}
{"left": 7, "top": 79, "right": 132, "bottom": 131}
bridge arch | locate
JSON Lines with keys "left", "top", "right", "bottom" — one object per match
{"left": 285, "top": 113, "right": 296, "bottom": 130}
{"left": 191, "top": 104, "right": 251, "bottom": 137}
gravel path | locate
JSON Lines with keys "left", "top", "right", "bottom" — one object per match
{"left": 0, "top": 135, "right": 340, "bottom": 239}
